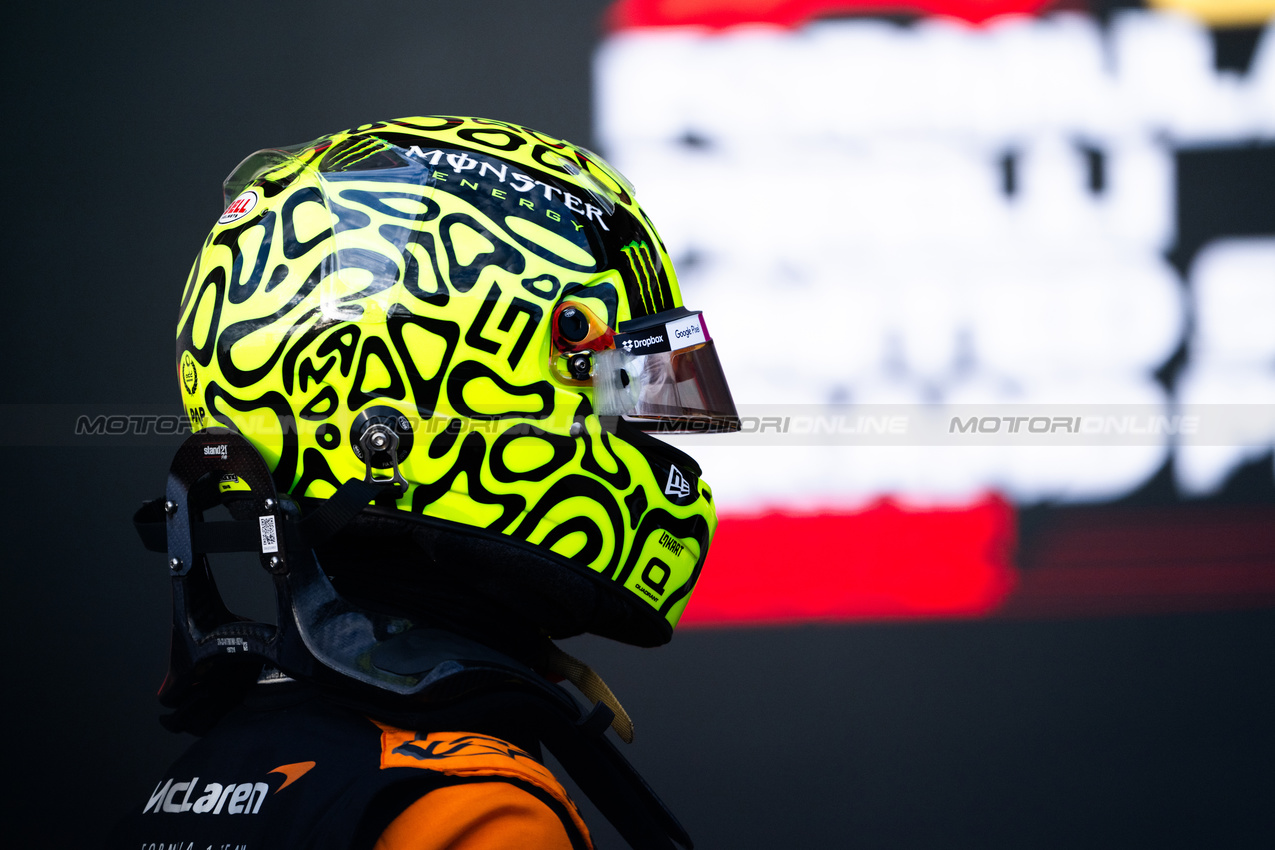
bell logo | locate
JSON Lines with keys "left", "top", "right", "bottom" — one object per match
{"left": 665, "top": 465, "right": 692, "bottom": 499}
{"left": 219, "top": 189, "right": 259, "bottom": 225}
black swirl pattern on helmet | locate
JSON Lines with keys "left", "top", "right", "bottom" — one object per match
{"left": 521, "top": 274, "right": 561, "bottom": 300}
{"left": 178, "top": 265, "right": 226, "bottom": 368}
{"left": 659, "top": 533, "right": 712, "bottom": 617}
{"left": 455, "top": 126, "right": 527, "bottom": 152}
{"left": 488, "top": 426, "right": 577, "bottom": 483}
{"left": 212, "top": 210, "right": 278, "bottom": 305}
{"left": 386, "top": 315, "right": 459, "bottom": 416}
{"left": 409, "top": 431, "right": 525, "bottom": 530}
{"left": 316, "top": 325, "right": 360, "bottom": 376}
{"left": 521, "top": 126, "right": 571, "bottom": 150}
{"left": 257, "top": 168, "right": 300, "bottom": 200}
{"left": 281, "top": 188, "right": 335, "bottom": 259}
{"left": 315, "top": 422, "right": 340, "bottom": 449}
{"left": 540, "top": 516, "right": 606, "bottom": 566}
{"left": 263, "top": 263, "right": 289, "bottom": 293}
{"left": 624, "top": 487, "right": 647, "bottom": 530}
{"left": 578, "top": 428, "right": 632, "bottom": 492}
{"left": 497, "top": 218, "right": 597, "bottom": 274}
{"left": 510, "top": 475, "right": 628, "bottom": 579}
{"left": 294, "top": 446, "right": 343, "bottom": 498}
{"left": 379, "top": 225, "right": 449, "bottom": 307}
{"left": 217, "top": 301, "right": 322, "bottom": 389}
{"left": 336, "top": 189, "right": 440, "bottom": 223}
{"left": 530, "top": 144, "right": 573, "bottom": 174}
{"left": 428, "top": 418, "right": 463, "bottom": 459}
{"left": 365, "top": 117, "right": 465, "bottom": 137}
{"left": 348, "top": 335, "right": 407, "bottom": 410}
{"left": 439, "top": 213, "right": 526, "bottom": 293}
{"left": 177, "top": 248, "right": 205, "bottom": 322}
{"left": 327, "top": 196, "right": 373, "bottom": 235}
{"left": 579, "top": 155, "right": 633, "bottom": 207}
{"left": 446, "top": 360, "right": 553, "bottom": 420}
{"left": 300, "top": 385, "right": 339, "bottom": 421}
{"left": 326, "top": 246, "right": 404, "bottom": 309}
{"left": 281, "top": 321, "right": 343, "bottom": 396}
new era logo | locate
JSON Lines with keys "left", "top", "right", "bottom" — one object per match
{"left": 665, "top": 465, "right": 691, "bottom": 499}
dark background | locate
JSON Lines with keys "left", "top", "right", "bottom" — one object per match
{"left": 3, "top": 2, "right": 1273, "bottom": 847}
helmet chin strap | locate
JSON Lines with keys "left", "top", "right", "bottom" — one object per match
{"left": 545, "top": 643, "right": 636, "bottom": 744}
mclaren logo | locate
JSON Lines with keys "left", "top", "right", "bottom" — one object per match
{"left": 143, "top": 761, "right": 315, "bottom": 816}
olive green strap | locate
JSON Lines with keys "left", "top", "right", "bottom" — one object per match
{"left": 545, "top": 644, "right": 636, "bottom": 744}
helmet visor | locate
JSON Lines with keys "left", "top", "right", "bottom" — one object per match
{"left": 594, "top": 309, "right": 740, "bottom": 433}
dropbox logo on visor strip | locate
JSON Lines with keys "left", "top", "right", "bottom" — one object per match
{"left": 618, "top": 329, "right": 670, "bottom": 354}
{"left": 617, "top": 312, "right": 708, "bottom": 355}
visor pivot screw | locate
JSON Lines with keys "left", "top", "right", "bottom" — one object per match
{"left": 263, "top": 498, "right": 276, "bottom": 511}
{"left": 570, "top": 421, "right": 585, "bottom": 438}
{"left": 568, "top": 353, "right": 592, "bottom": 381}
{"left": 169, "top": 557, "right": 182, "bottom": 572}
{"left": 350, "top": 407, "right": 414, "bottom": 494}
{"left": 558, "top": 306, "right": 589, "bottom": 344}
{"left": 163, "top": 500, "right": 178, "bottom": 516}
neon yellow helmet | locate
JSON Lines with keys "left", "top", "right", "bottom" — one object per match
{"left": 176, "top": 117, "right": 738, "bottom": 647}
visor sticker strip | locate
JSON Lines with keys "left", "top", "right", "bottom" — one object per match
{"left": 614, "top": 312, "right": 708, "bottom": 355}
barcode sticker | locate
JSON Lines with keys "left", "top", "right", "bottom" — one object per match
{"left": 259, "top": 515, "right": 278, "bottom": 553}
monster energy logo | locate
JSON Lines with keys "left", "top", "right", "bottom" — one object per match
{"left": 620, "top": 241, "right": 673, "bottom": 317}
{"left": 322, "top": 137, "right": 394, "bottom": 172}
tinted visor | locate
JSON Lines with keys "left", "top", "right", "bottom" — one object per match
{"left": 594, "top": 308, "right": 740, "bottom": 433}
